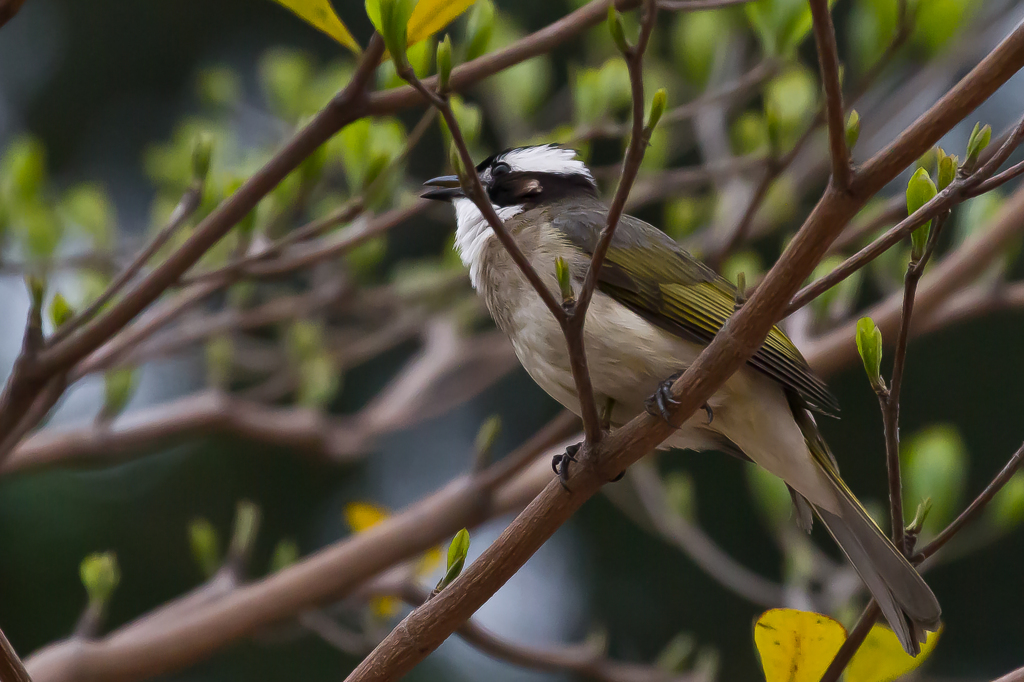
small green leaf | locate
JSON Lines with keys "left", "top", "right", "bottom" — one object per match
{"left": 49, "top": 292, "right": 74, "bottom": 329}
{"left": 965, "top": 122, "right": 992, "bottom": 166}
{"left": 60, "top": 184, "right": 115, "bottom": 250}
{"left": 375, "top": 0, "right": 419, "bottom": 70}
{"left": 845, "top": 109, "right": 861, "bottom": 151}
{"left": 189, "top": 518, "right": 221, "bottom": 578}
{"left": 906, "top": 168, "right": 937, "bottom": 260}
{"left": 555, "top": 256, "right": 573, "bottom": 303}
{"left": 25, "top": 275, "right": 46, "bottom": 311}
{"left": 191, "top": 132, "right": 213, "bottom": 185}
{"left": 436, "top": 34, "right": 453, "bottom": 92}
{"left": 937, "top": 148, "right": 958, "bottom": 191}
{"left": 1, "top": 135, "right": 46, "bottom": 200}
{"left": 229, "top": 500, "right": 261, "bottom": 560}
{"left": 80, "top": 552, "right": 120, "bottom": 607}
{"left": 647, "top": 88, "right": 667, "bottom": 131}
{"left": 906, "top": 497, "right": 932, "bottom": 535}
{"left": 270, "top": 539, "right": 300, "bottom": 572}
{"left": 464, "top": 0, "right": 494, "bottom": 60}
{"left": 987, "top": 472, "right": 1024, "bottom": 532}
{"left": 103, "top": 367, "right": 138, "bottom": 419}
{"left": 902, "top": 425, "right": 967, "bottom": 532}
{"left": 474, "top": 415, "right": 502, "bottom": 457}
{"left": 664, "top": 471, "right": 696, "bottom": 522}
{"left": 855, "top": 317, "right": 883, "bottom": 391}
{"left": 607, "top": 6, "right": 630, "bottom": 54}
{"left": 436, "top": 528, "right": 471, "bottom": 592}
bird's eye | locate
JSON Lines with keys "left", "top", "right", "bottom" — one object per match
{"left": 491, "top": 162, "right": 511, "bottom": 177}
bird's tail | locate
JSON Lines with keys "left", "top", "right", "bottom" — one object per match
{"left": 792, "top": 406, "right": 942, "bottom": 655}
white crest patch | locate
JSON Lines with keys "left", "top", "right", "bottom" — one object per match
{"left": 453, "top": 198, "right": 524, "bottom": 289}
{"left": 497, "top": 145, "right": 594, "bottom": 182}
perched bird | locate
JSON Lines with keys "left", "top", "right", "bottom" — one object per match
{"left": 422, "top": 144, "right": 941, "bottom": 654}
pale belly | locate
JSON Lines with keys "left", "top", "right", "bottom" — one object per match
{"left": 501, "top": 290, "right": 838, "bottom": 511}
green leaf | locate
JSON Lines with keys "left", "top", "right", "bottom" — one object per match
{"left": 906, "top": 168, "right": 937, "bottom": 260}
{"left": 80, "top": 552, "right": 120, "bottom": 607}
{"left": 464, "top": 0, "right": 494, "bottom": 60}
{"left": 754, "top": 609, "right": 846, "bottom": 682}
{"left": 664, "top": 471, "right": 696, "bottom": 522}
{"left": 267, "top": 0, "right": 361, "bottom": 52}
{"left": 205, "top": 336, "right": 234, "bottom": 389}
{"left": 855, "top": 316, "right": 883, "bottom": 391}
{"left": 297, "top": 353, "right": 341, "bottom": 408}
{"left": 746, "top": 465, "right": 793, "bottom": 529}
{"left": 60, "top": 184, "right": 115, "bottom": 250}
{"left": 103, "top": 367, "right": 138, "bottom": 419}
{"left": 374, "top": 0, "right": 419, "bottom": 69}
{"left": 647, "top": 88, "right": 667, "bottom": 130}
{"left": 746, "top": 0, "right": 835, "bottom": 56}
{"left": 607, "top": 6, "right": 630, "bottom": 54}
{"left": 258, "top": 48, "right": 314, "bottom": 121}
{"left": 846, "top": 625, "right": 941, "bottom": 682}
{"left": 672, "top": 9, "right": 732, "bottom": 85}
{"left": 764, "top": 67, "right": 818, "bottom": 150}
{"left": 191, "top": 132, "right": 214, "bottom": 185}
{"left": 270, "top": 539, "right": 300, "bottom": 572}
{"left": 447, "top": 527, "right": 470, "bottom": 570}
{"left": 846, "top": 109, "right": 861, "bottom": 151}
{"left": 196, "top": 65, "right": 243, "bottom": 109}
{"left": 936, "top": 148, "right": 958, "bottom": 191}
{"left": 902, "top": 425, "right": 967, "bottom": 531}
{"left": 474, "top": 415, "right": 502, "bottom": 456}
{"left": 49, "top": 292, "right": 74, "bottom": 329}
{"left": 189, "top": 518, "right": 221, "bottom": 578}
{"left": 986, "top": 472, "right": 1024, "bottom": 532}
{"left": 555, "top": 256, "right": 573, "bottom": 303}
{"left": 965, "top": 121, "right": 992, "bottom": 166}
{"left": 436, "top": 34, "right": 453, "bottom": 91}
{"left": 1, "top": 135, "right": 46, "bottom": 201}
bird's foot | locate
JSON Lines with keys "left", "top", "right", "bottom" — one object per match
{"left": 644, "top": 371, "right": 714, "bottom": 426}
{"left": 644, "top": 371, "right": 683, "bottom": 426}
{"left": 552, "top": 443, "right": 581, "bottom": 490}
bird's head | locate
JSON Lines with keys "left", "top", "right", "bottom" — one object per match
{"left": 421, "top": 144, "right": 598, "bottom": 209}
{"left": 421, "top": 144, "right": 597, "bottom": 288}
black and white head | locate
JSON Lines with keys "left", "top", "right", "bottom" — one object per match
{"left": 421, "top": 144, "right": 597, "bottom": 287}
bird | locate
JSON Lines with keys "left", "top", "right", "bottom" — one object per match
{"left": 421, "top": 143, "right": 941, "bottom": 655}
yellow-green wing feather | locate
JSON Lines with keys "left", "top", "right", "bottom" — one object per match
{"left": 548, "top": 200, "right": 839, "bottom": 416}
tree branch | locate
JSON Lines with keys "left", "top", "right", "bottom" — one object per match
{"left": 808, "top": 0, "right": 850, "bottom": 188}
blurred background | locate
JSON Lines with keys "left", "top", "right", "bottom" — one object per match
{"left": 1, "top": 0, "right": 1024, "bottom": 680}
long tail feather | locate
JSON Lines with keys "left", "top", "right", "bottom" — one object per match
{"left": 791, "top": 404, "right": 942, "bottom": 655}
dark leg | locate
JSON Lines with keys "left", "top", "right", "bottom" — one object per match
{"left": 645, "top": 371, "right": 715, "bottom": 427}
{"left": 552, "top": 442, "right": 581, "bottom": 490}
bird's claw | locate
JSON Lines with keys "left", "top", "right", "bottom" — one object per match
{"left": 645, "top": 371, "right": 683, "bottom": 426}
{"left": 645, "top": 371, "right": 714, "bottom": 427}
{"left": 552, "top": 443, "right": 581, "bottom": 490}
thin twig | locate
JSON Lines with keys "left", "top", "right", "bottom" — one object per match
{"left": 0, "top": 625, "right": 32, "bottom": 682}
{"left": 49, "top": 182, "right": 203, "bottom": 345}
{"left": 570, "top": 0, "right": 657, "bottom": 443}
{"left": 808, "top": 0, "right": 850, "bottom": 188}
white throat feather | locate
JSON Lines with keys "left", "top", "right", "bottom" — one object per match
{"left": 453, "top": 198, "right": 524, "bottom": 289}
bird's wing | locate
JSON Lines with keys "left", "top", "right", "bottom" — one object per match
{"left": 548, "top": 201, "right": 839, "bottom": 416}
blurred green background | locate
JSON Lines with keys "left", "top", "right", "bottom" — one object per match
{"left": 1, "top": 0, "right": 1024, "bottom": 680}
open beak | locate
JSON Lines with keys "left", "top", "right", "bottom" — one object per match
{"left": 421, "top": 175, "right": 465, "bottom": 201}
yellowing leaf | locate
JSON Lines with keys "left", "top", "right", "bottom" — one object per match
{"left": 345, "top": 502, "right": 390, "bottom": 532}
{"left": 754, "top": 609, "right": 847, "bottom": 682}
{"left": 846, "top": 624, "right": 942, "bottom": 682}
{"left": 269, "top": 0, "right": 361, "bottom": 53}
{"left": 407, "top": 0, "right": 477, "bottom": 45}
{"left": 371, "top": 595, "right": 400, "bottom": 618}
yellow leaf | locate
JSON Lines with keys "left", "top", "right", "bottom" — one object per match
{"left": 371, "top": 595, "right": 400, "bottom": 618}
{"left": 344, "top": 502, "right": 390, "bottom": 532}
{"left": 846, "top": 625, "right": 942, "bottom": 682}
{"left": 754, "top": 609, "right": 847, "bottom": 682}
{"left": 407, "top": 0, "right": 477, "bottom": 45}
{"left": 269, "top": 0, "right": 361, "bottom": 53}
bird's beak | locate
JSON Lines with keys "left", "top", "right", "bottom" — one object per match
{"left": 421, "top": 175, "right": 465, "bottom": 201}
